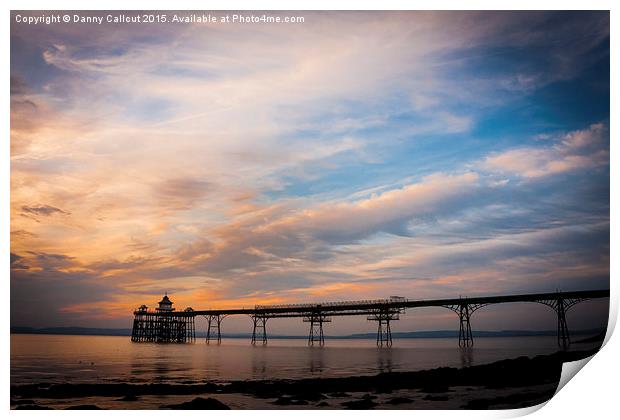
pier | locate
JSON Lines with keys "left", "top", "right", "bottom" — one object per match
{"left": 131, "top": 289, "right": 609, "bottom": 348}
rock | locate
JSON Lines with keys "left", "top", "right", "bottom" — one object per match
{"left": 328, "top": 392, "right": 351, "bottom": 398}
{"left": 461, "top": 391, "right": 550, "bottom": 410}
{"left": 423, "top": 395, "right": 449, "bottom": 402}
{"left": 462, "top": 399, "right": 489, "bottom": 409}
{"left": 14, "top": 404, "right": 53, "bottom": 410}
{"left": 290, "top": 391, "right": 326, "bottom": 401}
{"left": 316, "top": 401, "right": 329, "bottom": 407}
{"left": 161, "top": 397, "right": 230, "bottom": 410}
{"left": 11, "top": 399, "right": 36, "bottom": 405}
{"left": 386, "top": 397, "right": 414, "bottom": 405}
{"left": 65, "top": 404, "right": 103, "bottom": 409}
{"left": 116, "top": 395, "right": 138, "bottom": 401}
{"left": 252, "top": 388, "right": 283, "bottom": 399}
{"left": 273, "top": 396, "right": 309, "bottom": 406}
{"left": 341, "top": 398, "right": 379, "bottom": 409}
{"left": 419, "top": 384, "right": 451, "bottom": 393}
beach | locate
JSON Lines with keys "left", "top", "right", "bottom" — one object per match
{"left": 11, "top": 347, "right": 601, "bottom": 410}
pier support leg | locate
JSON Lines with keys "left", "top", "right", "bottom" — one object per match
{"left": 368, "top": 308, "right": 399, "bottom": 347}
{"left": 251, "top": 315, "right": 268, "bottom": 345}
{"left": 458, "top": 304, "right": 474, "bottom": 348}
{"left": 377, "top": 317, "right": 393, "bottom": 347}
{"left": 557, "top": 298, "right": 570, "bottom": 349}
{"left": 131, "top": 317, "right": 139, "bottom": 342}
{"left": 184, "top": 316, "right": 194, "bottom": 343}
{"left": 205, "top": 315, "right": 223, "bottom": 344}
{"left": 305, "top": 313, "right": 331, "bottom": 346}
{"left": 309, "top": 317, "right": 324, "bottom": 346}
{"left": 132, "top": 313, "right": 158, "bottom": 342}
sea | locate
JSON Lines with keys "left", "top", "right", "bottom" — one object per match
{"left": 10, "top": 333, "right": 599, "bottom": 386}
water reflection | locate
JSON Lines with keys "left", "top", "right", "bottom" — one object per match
{"left": 376, "top": 348, "right": 394, "bottom": 373}
{"left": 459, "top": 347, "right": 474, "bottom": 368}
{"left": 152, "top": 357, "right": 172, "bottom": 382}
{"left": 308, "top": 347, "right": 325, "bottom": 374}
{"left": 129, "top": 359, "right": 149, "bottom": 381}
{"left": 251, "top": 347, "right": 268, "bottom": 378}
{"left": 12, "top": 334, "right": 581, "bottom": 385}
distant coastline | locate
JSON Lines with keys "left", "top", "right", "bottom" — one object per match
{"left": 10, "top": 326, "right": 605, "bottom": 339}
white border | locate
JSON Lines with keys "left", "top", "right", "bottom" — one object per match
{"left": 4, "top": 1, "right": 617, "bottom": 419}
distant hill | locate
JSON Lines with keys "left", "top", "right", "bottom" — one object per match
{"left": 11, "top": 326, "right": 134, "bottom": 336}
{"left": 11, "top": 326, "right": 605, "bottom": 339}
{"left": 346, "top": 329, "right": 605, "bottom": 339}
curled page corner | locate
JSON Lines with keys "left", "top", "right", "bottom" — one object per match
{"left": 506, "top": 400, "right": 550, "bottom": 417}
{"left": 555, "top": 355, "right": 594, "bottom": 396}
{"left": 602, "top": 318, "right": 617, "bottom": 347}
{"left": 553, "top": 315, "right": 616, "bottom": 397}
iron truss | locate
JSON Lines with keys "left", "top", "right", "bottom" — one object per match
{"left": 366, "top": 306, "right": 404, "bottom": 348}
{"left": 533, "top": 295, "right": 593, "bottom": 348}
{"left": 203, "top": 314, "right": 227, "bottom": 344}
{"left": 441, "top": 301, "right": 492, "bottom": 347}
{"left": 303, "top": 312, "right": 332, "bottom": 346}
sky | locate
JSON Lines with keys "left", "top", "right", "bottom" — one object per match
{"left": 10, "top": 11, "right": 610, "bottom": 333}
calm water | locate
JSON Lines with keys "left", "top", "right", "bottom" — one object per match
{"left": 10, "top": 334, "right": 597, "bottom": 385}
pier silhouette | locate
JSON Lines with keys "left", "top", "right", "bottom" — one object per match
{"left": 131, "top": 289, "right": 609, "bottom": 348}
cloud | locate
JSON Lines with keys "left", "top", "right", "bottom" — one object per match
{"left": 155, "top": 177, "right": 212, "bottom": 209}
{"left": 274, "top": 172, "right": 480, "bottom": 244}
{"left": 559, "top": 122, "right": 606, "bottom": 151}
{"left": 10, "top": 75, "right": 30, "bottom": 95}
{"left": 11, "top": 268, "right": 119, "bottom": 327}
{"left": 482, "top": 123, "right": 608, "bottom": 178}
{"left": 21, "top": 204, "right": 69, "bottom": 216}
{"left": 10, "top": 229, "right": 36, "bottom": 238}
{"left": 10, "top": 253, "right": 29, "bottom": 270}
{"left": 23, "top": 251, "right": 76, "bottom": 271}
{"left": 176, "top": 172, "right": 481, "bottom": 276}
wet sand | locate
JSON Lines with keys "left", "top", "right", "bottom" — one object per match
{"left": 11, "top": 347, "right": 600, "bottom": 410}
